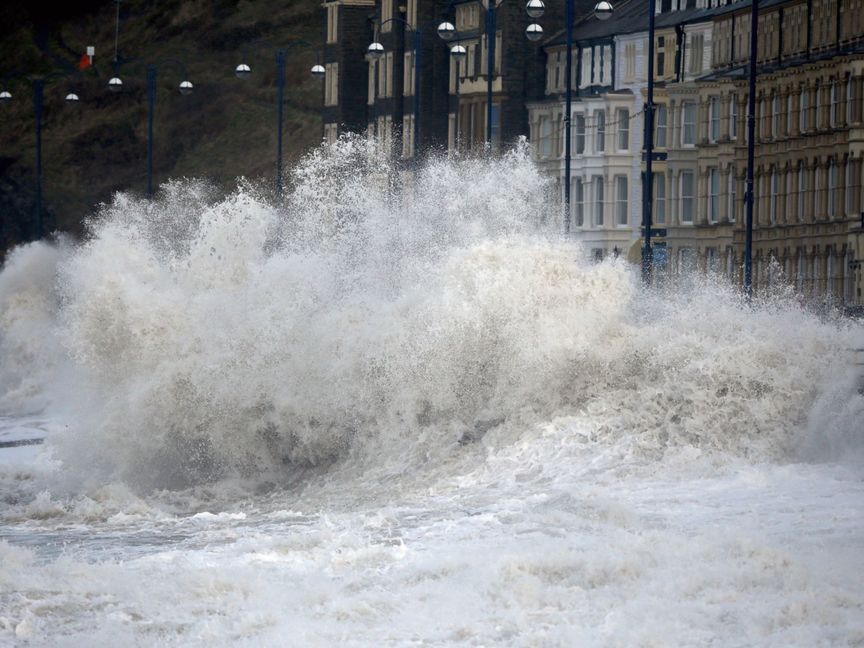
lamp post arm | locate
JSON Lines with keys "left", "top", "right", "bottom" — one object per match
{"left": 151, "top": 58, "right": 190, "bottom": 78}
{"left": 243, "top": 38, "right": 316, "bottom": 56}
{"left": 113, "top": 57, "right": 189, "bottom": 79}
{"left": 378, "top": 16, "right": 418, "bottom": 33}
{"left": 1, "top": 69, "right": 90, "bottom": 89}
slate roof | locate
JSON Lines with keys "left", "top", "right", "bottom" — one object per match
{"left": 543, "top": 0, "right": 753, "bottom": 49}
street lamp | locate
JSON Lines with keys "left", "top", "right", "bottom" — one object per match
{"left": 233, "top": 41, "right": 323, "bottom": 196}
{"left": 594, "top": 1, "right": 613, "bottom": 20}
{"left": 596, "top": 1, "right": 655, "bottom": 284}
{"left": 438, "top": 0, "right": 502, "bottom": 148}
{"left": 450, "top": 44, "right": 467, "bottom": 150}
{"left": 367, "top": 15, "right": 423, "bottom": 161}
{"left": 743, "top": 0, "right": 759, "bottom": 298}
{"left": 526, "top": 0, "right": 545, "bottom": 18}
{"left": 525, "top": 23, "right": 544, "bottom": 42}
{"left": 0, "top": 71, "right": 89, "bottom": 239}
{"left": 108, "top": 58, "right": 194, "bottom": 198}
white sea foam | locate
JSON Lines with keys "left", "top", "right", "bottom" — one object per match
{"left": 0, "top": 139, "right": 862, "bottom": 646}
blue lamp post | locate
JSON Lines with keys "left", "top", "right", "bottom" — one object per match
{"left": 743, "top": 0, "right": 759, "bottom": 298}
{"left": 108, "top": 58, "right": 194, "bottom": 198}
{"left": 0, "top": 71, "right": 86, "bottom": 239}
{"left": 450, "top": 44, "right": 467, "bottom": 149}
{"left": 234, "top": 41, "right": 323, "bottom": 196}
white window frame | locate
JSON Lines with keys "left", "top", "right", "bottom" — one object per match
{"left": 769, "top": 168, "right": 778, "bottom": 224}
{"left": 326, "top": 4, "right": 339, "bottom": 43}
{"left": 655, "top": 172, "right": 666, "bottom": 224}
{"left": 682, "top": 101, "right": 697, "bottom": 146}
{"left": 540, "top": 115, "right": 552, "bottom": 158}
{"left": 617, "top": 108, "right": 630, "bottom": 150}
{"left": 709, "top": 97, "right": 720, "bottom": 142}
{"left": 655, "top": 104, "right": 667, "bottom": 148}
{"left": 727, "top": 168, "right": 736, "bottom": 222}
{"left": 680, "top": 171, "right": 695, "bottom": 223}
{"left": 708, "top": 167, "right": 719, "bottom": 223}
{"left": 574, "top": 178, "right": 585, "bottom": 227}
{"left": 596, "top": 110, "right": 606, "bottom": 152}
{"left": 594, "top": 176, "right": 604, "bottom": 226}
{"left": 575, "top": 113, "right": 586, "bottom": 154}
{"left": 729, "top": 94, "right": 737, "bottom": 140}
{"left": 798, "top": 163, "right": 806, "bottom": 221}
{"left": 381, "top": 0, "right": 393, "bottom": 31}
{"left": 615, "top": 175, "right": 628, "bottom": 226}
{"left": 800, "top": 87, "right": 809, "bottom": 133}
{"left": 828, "top": 159, "right": 838, "bottom": 217}
{"left": 772, "top": 95, "right": 781, "bottom": 138}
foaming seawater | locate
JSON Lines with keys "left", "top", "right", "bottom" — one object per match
{"left": 0, "top": 137, "right": 862, "bottom": 495}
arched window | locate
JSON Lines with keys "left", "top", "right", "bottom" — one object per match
{"left": 796, "top": 249, "right": 806, "bottom": 292}
{"left": 800, "top": 86, "right": 809, "bottom": 133}
{"left": 708, "top": 167, "right": 719, "bottom": 223}
{"left": 727, "top": 167, "right": 737, "bottom": 222}
{"left": 770, "top": 167, "right": 779, "bottom": 224}
{"left": 815, "top": 83, "right": 823, "bottom": 129}
{"left": 772, "top": 94, "right": 781, "bottom": 137}
{"left": 812, "top": 163, "right": 820, "bottom": 219}
{"left": 828, "top": 159, "right": 837, "bottom": 218}
{"left": 729, "top": 94, "right": 738, "bottom": 140}
{"left": 797, "top": 162, "right": 807, "bottom": 221}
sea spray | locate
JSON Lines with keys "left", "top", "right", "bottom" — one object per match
{"left": 0, "top": 137, "right": 861, "bottom": 493}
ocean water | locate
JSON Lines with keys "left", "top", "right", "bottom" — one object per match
{"left": 0, "top": 139, "right": 862, "bottom": 647}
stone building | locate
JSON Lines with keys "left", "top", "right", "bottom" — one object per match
{"left": 526, "top": 1, "right": 731, "bottom": 261}
{"left": 320, "top": 0, "right": 864, "bottom": 308}
{"left": 443, "top": 1, "right": 554, "bottom": 152}
{"left": 322, "top": 0, "right": 548, "bottom": 157}
{"left": 322, "top": 0, "right": 377, "bottom": 143}
{"left": 670, "top": 0, "right": 864, "bottom": 308}
{"left": 659, "top": 6, "right": 729, "bottom": 276}
{"left": 527, "top": 1, "right": 645, "bottom": 261}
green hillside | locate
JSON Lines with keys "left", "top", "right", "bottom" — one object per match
{"left": 0, "top": 0, "right": 324, "bottom": 256}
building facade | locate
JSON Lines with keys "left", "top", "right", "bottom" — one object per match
{"left": 321, "top": 0, "right": 864, "bottom": 308}
{"left": 673, "top": 0, "right": 864, "bottom": 307}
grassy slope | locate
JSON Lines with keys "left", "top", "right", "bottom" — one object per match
{"left": 0, "top": 0, "right": 323, "bottom": 256}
